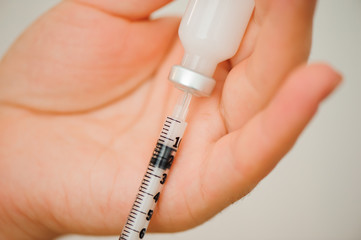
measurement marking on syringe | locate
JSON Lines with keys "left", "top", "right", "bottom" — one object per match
{"left": 161, "top": 137, "right": 174, "bottom": 141}
{"left": 139, "top": 189, "right": 154, "bottom": 197}
{"left": 125, "top": 226, "right": 139, "bottom": 233}
{"left": 134, "top": 209, "right": 146, "bottom": 215}
{"left": 133, "top": 204, "right": 140, "bottom": 209}
{"left": 124, "top": 226, "right": 133, "bottom": 231}
{"left": 146, "top": 167, "right": 157, "bottom": 172}
{"left": 146, "top": 172, "right": 161, "bottom": 178}
{"left": 167, "top": 117, "right": 181, "bottom": 123}
{"left": 129, "top": 211, "right": 136, "bottom": 215}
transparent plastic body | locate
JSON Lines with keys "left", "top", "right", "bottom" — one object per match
{"left": 179, "top": 0, "right": 255, "bottom": 77}
{"left": 119, "top": 92, "right": 191, "bottom": 240}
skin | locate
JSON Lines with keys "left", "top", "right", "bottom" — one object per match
{"left": 0, "top": 0, "right": 341, "bottom": 239}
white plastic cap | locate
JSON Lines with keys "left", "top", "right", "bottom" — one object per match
{"left": 169, "top": 65, "right": 215, "bottom": 97}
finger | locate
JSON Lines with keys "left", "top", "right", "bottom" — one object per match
{"left": 250, "top": 0, "right": 317, "bottom": 83}
{"left": 70, "top": 0, "right": 172, "bottom": 20}
{"left": 203, "top": 64, "right": 341, "bottom": 214}
{"left": 229, "top": 13, "right": 259, "bottom": 67}
{"left": 0, "top": 1, "right": 179, "bottom": 112}
{"left": 222, "top": 0, "right": 317, "bottom": 131}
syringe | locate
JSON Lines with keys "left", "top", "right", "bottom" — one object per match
{"left": 119, "top": 92, "right": 191, "bottom": 240}
{"left": 119, "top": 0, "right": 254, "bottom": 239}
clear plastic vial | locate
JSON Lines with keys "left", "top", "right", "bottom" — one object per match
{"left": 169, "top": 0, "right": 255, "bottom": 96}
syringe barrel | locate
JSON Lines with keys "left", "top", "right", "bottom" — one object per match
{"left": 169, "top": 0, "right": 254, "bottom": 96}
{"left": 120, "top": 117, "right": 187, "bottom": 240}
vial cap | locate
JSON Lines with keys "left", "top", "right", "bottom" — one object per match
{"left": 168, "top": 65, "right": 216, "bottom": 97}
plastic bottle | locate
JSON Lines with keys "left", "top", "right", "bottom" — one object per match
{"left": 169, "top": 0, "right": 255, "bottom": 96}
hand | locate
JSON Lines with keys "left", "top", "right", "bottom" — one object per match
{"left": 0, "top": 0, "right": 341, "bottom": 239}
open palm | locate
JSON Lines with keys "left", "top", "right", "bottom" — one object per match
{"left": 0, "top": 0, "right": 340, "bottom": 239}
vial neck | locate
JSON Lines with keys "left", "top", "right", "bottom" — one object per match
{"left": 181, "top": 53, "right": 218, "bottom": 77}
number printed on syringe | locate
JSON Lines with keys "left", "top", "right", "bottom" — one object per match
{"left": 120, "top": 116, "right": 187, "bottom": 240}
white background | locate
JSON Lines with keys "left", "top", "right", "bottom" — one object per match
{"left": 0, "top": 0, "right": 360, "bottom": 239}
